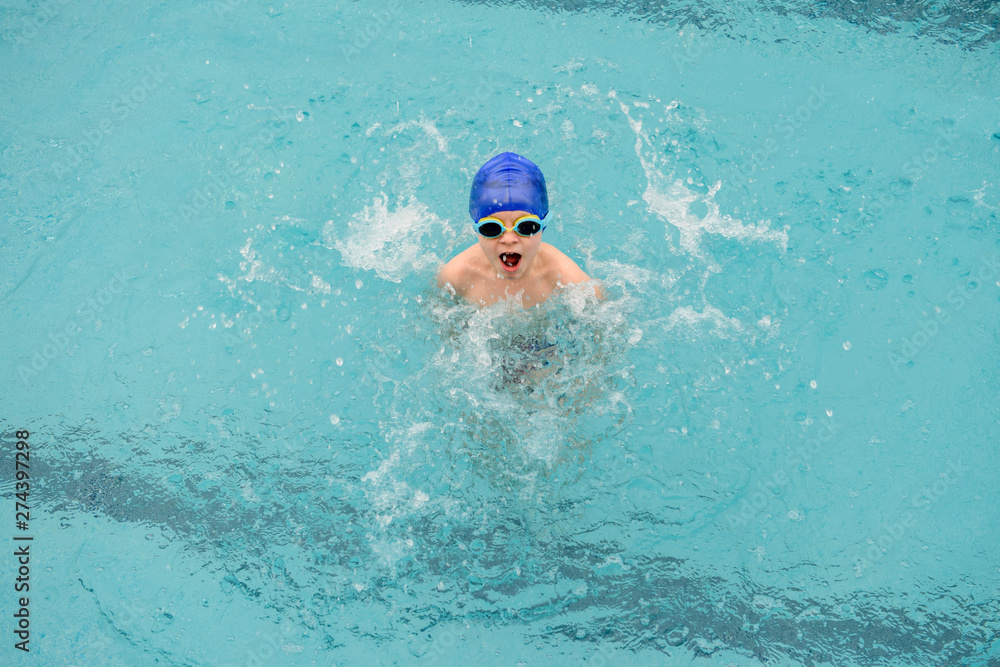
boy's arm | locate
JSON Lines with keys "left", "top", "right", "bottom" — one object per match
{"left": 437, "top": 254, "right": 467, "bottom": 297}
{"left": 436, "top": 262, "right": 455, "bottom": 289}
{"left": 550, "top": 248, "right": 605, "bottom": 299}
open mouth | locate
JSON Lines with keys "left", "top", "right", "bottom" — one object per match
{"left": 500, "top": 252, "right": 521, "bottom": 272}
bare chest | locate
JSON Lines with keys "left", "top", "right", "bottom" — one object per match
{"left": 463, "top": 274, "right": 554, "bottom": 309}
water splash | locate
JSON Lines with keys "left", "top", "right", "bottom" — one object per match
{"left": 615, "top": 93, "right": 788, "bottom": 258}
{"left": 330, "top": 195, "right": 448, "bottom": 283}
{"left": 356, "top": 285, "right": 636, "bottom": 573}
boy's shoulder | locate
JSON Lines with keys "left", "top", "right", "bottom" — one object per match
{"left": 538, "top": 243, "right": 590, "bottom": 285}
{"left": 437, "top": 244, "right": 488, "bottom": 290}
{"left": 436, "top": 241, "right": 602, "bottom": 303}
{"left": 538, "top": 243, "right": 604, "bottom": 299}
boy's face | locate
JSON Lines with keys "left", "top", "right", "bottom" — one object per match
{"left": 476, "top": 209, "right": 544, "bottom": 280}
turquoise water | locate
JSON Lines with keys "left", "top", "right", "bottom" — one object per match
{"left": 2, "top": 0, "right": 999, "bottom": 664}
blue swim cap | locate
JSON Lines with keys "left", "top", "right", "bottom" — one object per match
{"left": 469, "top": 152, "right": 548, "bottom": 222}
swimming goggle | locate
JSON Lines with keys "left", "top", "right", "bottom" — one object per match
{"left": 474, "top": 214, "right": 546, "bottom": 239}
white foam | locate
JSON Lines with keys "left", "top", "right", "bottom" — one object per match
{"left": 238, "top": 237, "right": 277, "bottom": 284}
{"left": 586, "top": 257, "right": 677, "bottom": 295}
{"left": 554, "top": 59, "right": 584, "bottom": 75}
{"left": 614, "top": 94, "right": 788, "bottom": 257}
{"left": 310, "top": 273, "right": 331, "bottom": 294}
{"left": 664, "top": 305, "right": 744, "bottom": 340}
{"left": 561, "top": 118, "right": 577, "bottom": 141}
{"left": 521, "top": 412, "right": 562, "bottom": 466}
{"left": 330, "top": 196, "right": 447, "bottom": 283}
{"left": 644, "top": 178, "right": 788, "bottom": 257}
{"left": 216, "top": 235, "right": 322, "bottom": 301}
{"left": 384, "top": 117, "right": 451, "bottom": 156}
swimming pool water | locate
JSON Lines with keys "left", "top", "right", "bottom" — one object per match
{"left": 2, "top": 0, "right": 999, "bottom": 664}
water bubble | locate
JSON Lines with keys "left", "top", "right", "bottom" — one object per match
{"left": 843, "top": 341, "right": 852, "bottom": 351}
{"left": 665, "top": 625, "right": 690, "bottom": 646}
{"left": 922, "top": 1, "right": 950, "bottom": 25}
{"left": 335, "top": 357, "right": 344, "bottom": 366}
{"left": 355, "top": 279, "right": 363, "bottom": 289}
{"left": 809, "top": 380, "right": 818, "bottom": 389}
{"left": 693, "top": 637, "right": 722, "bottom": 655}
{"left": 150, "top": 610, "right": 174, "bottom": 633}
{"left": 330, "top": 414, "right": 341, "bottom": 426}
{"left": 863, "top": 269, "right": 889, "bottom": 290}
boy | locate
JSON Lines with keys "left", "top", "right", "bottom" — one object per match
{"left": 437, "top": 152, "right": 601, "bottom": 308}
